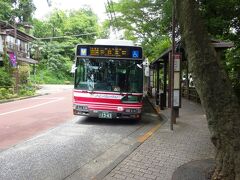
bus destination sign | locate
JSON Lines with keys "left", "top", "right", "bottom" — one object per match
{"left": 77, "top": 45, "right": 142, "bottom": 59}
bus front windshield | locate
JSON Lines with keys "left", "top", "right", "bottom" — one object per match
{"left": 74, "top": 58, "right": 143, "bottom": 93}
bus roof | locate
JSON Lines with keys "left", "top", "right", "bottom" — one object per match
{"left": 95, "top": 39, "right": 135, "bottom": 46}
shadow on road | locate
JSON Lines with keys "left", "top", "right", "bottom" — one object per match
{"left": 77, "top": 117, "right": 140, "bottom": 126}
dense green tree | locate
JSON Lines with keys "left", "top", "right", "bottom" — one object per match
{"left": 31, "top": 8, "right": 103, "bottom": 84}
{"left": 63, "top": 8, "right": 99, "bottom": 41}
{"left": 31, "top": 40, "right": 73, "bottom": 84}
{"left": 225, "top": 48, "right": 240, "bottom": 100}
{"left": 14, "top": 0, "right": 36, "bottom": 23}
{"left": 0, "top": 0, "right": 36, "bottom": 23}
{"left": 47, "top": 10, "right": 66, "bottom": 37}
{"left": 32, "top": 19, "right": 53, "bottom": 38}
{"left": 106, "top": 0, "right": 172, "bottom": 60}
{"left": 198, "top": 0, "right": 240, "bottom": 40}
{"left": 33, "top": 8, "right": 100, "bottom": 41}
{"left": 0, "top": 0, "right": 12, "bottom": 21}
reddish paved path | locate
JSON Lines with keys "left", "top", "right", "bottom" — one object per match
{"left": 0, "top": 89, "right": 73, "bottom": 150}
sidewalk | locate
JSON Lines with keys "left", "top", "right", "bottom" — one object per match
{"left": 103, "top": 98, "right": 215, "bottom": 180}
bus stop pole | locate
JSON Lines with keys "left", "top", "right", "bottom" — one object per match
{"left": 170, "top": 0, "right": 176, "bottom": 130}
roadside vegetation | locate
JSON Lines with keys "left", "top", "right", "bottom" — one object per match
{"left": 31, "top": 8, "right": 108, "bottom": 85}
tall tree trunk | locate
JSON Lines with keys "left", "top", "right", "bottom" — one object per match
{"left": 175, "top": 1, "right": 240, "bottom": 179}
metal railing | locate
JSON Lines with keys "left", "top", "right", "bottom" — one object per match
{"left": 182, "top": 86, "right": 201, "bottom": 103}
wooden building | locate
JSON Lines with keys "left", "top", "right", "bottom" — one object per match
{"left": 0, "top": 20, "right": 38, "bottom": 66}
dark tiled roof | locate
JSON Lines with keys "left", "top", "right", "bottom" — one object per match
{"left": 0, "top": 20, "right": 35, "bottom": 42}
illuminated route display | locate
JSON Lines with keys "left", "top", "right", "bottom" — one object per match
{"left": 76, "top": 45, "right": 143, "bottom": 59}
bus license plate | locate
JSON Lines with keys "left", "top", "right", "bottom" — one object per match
{"left": 99, "top": 112, "right": 112, "bottom": 119}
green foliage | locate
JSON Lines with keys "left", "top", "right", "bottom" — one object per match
{"left": 31, "top": 8, "right": 103, "bottom": 85}
{"left": 63, "top": 8, "right": 98, "bottom": 39}
{"left": 225, "top": 48, "right": 240, "bottom": 99}
{"left": 18, "top": 84, "right": 35, "bottom": 96}
{"left": 32, "top": 8, "right": 101, "bottom": 41}
{"left": 18, "top": 64, "right": 32, "bottom": 85}
{"left": 0, "top": 87, "right": 14, "bottom": 99}
{"left": 30, "top": 39, "right": 74, "bottom": 84}
{"left": 33, "top": 69, "right": 73, "bottom": 84}
{"left": 32, "top": 19, "right": 53, "bottom": 38}
{"left": 0, "top": 68, "right": 13, "bottom": 87}
{"left": 143, "top": 36, "right": 171, "bottom": 61}
{"left": 0, "top": 1, "right": 12, "bottom": 21}
{"left": 32, "top": 40, "right": 73, "bottom": 82}
{"left": 198, "top": 0, "right": 240, "bottom": 41}
{"left": 106, "top": 0, "right": 172, "bottom": 60}
{"left": 0, "top": 0, "right": 36, "bottom": 23}
{"left": 108, "top": 0, "right": 171, "bottom": 37}
{"left": 14, "top": 0, "right": 36, "bottom": 23}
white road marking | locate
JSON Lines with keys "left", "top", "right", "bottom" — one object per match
{"left": 33, "top": 97, "right": 63, "bottom": 100}
{"left": 0, "top": 98, "right": 64, "bottom": 116}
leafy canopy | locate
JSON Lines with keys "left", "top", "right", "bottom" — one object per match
{"left": 106, "top": 0, "right": 172, "bottom": 61}
{"left": 31, "top": 8, "right": 105, "bottom": 84}
{"left": 0, "top": 0, "right": 36, "bottom": 23}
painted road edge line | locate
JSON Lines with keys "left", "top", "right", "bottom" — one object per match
{"left": 0, "top": 98, "right": 64, "bottom": 116}
{"left": 137, "top": 123, "right": 162, "bottom": 143}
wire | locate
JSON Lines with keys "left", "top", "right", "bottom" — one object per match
{"left": 106, "top": 0, "right": 118, "bottom": 38}
{"left": 37, "top": 32, "right": 98, "bottom": 40}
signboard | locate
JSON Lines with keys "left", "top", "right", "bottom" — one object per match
{"left": 9, "top": 52, "right": 17, "bottom": 67}
{"left": 76, "top": 45, "right": 143, "bottom": 59}
{"left": 174, "top": 56, "right": 180, "bottom": 71}
{"left": 150, "top": 70, "right": 153, "bottom": 87}
{"left": 173, "top": 90, "right": 180, "bottom": 106}
{"left": 174, "top": 72, "right": 180, "bottom": 89}
{"left": 173, "top": 54, "right": 181, "bottom": 107}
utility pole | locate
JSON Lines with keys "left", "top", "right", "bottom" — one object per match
{"left": 14, "top": 21, "right": 19, "bottom": 94}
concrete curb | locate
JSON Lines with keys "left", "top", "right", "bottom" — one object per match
{"left": 0, "top": 93, "right": 48, "bottom": 104}
{"left": 94, "top": 142, "right": 142, "bottom": 180}
{"left": 145, "top": 96, "right": 169, "bottom": 123}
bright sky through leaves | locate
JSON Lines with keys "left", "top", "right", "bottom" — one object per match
{"left": 33, "top": 0, "right": 108, "bottom": 21}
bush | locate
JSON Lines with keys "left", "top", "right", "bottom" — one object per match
{"left": 19, "top": 84, "right": 36, "bottom": 97}
{"left": 0, "top": 68, "right": 13, "bottom": 87}
{"left": 31, "top": 69, "right": 73, "bottom": 84}
{"left": 19, "top": 65, "right": 31, "bottom": 84}
{"left": 0, "top": 87, "right": 16, "bottom": 99}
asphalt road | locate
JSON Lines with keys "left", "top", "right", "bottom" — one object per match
{"left": 0, "top": 85, "right": 73, "bottom": 149}
{"left": 0, "top": 85, "right": 161, "bottom": 180}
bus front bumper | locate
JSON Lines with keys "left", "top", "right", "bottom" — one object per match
{"left": 73, "top": 109, "right": 141, "bottom": 119}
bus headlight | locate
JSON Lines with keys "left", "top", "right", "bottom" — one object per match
{"left": 73, "top": 104, "right": 88, "bottom": 111}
